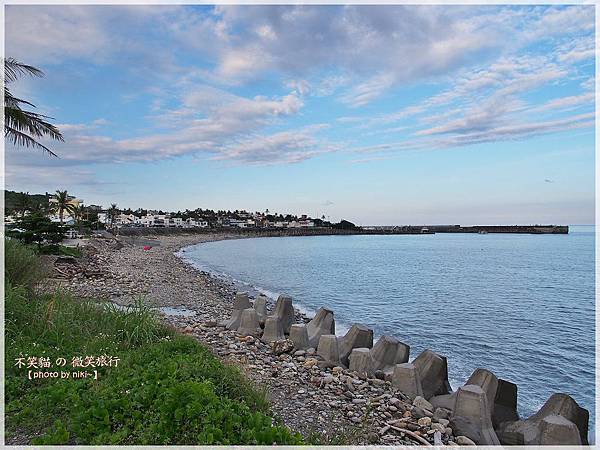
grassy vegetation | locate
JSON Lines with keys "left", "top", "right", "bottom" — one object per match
{"left": 37, "top": 244, "right": 83, "bottom": 257}
{"left": 5, "top": 239, "right": 303, "bottom": 445}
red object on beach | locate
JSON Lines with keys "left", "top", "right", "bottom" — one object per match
{"left": 143, "top": 245, "right": 152, "bottom": 251}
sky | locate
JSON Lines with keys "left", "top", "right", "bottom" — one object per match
{"left": 4, "top": 5, "right": 596, "bottom": 225}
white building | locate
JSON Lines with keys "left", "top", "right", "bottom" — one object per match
{"left": 185, "top": 218, "right": 209, "bottom": 228}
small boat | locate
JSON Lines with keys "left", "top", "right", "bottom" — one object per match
{"left": 478, "top": 230, "right": 488, "bottom": 234}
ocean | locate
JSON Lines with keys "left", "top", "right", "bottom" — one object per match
{"left": 179, "top": 226, "right": 595, "bottom": 441}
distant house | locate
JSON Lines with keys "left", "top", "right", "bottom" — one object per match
{"left": 185, "top": 218, "right": 208, "bottom": 228}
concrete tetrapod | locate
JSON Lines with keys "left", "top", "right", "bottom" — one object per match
{"left": 450, "top": 384, "right": 501, "bottom": 445}
{"left": 392, "top": 363, "right": 424, "bottom": 399}
{"left": 431, "top": 367, "right": 499, "bottom": 414}
{"left": 233, "top": 292, "right": 251, "bottom": 310}
{"left": 222, "top": 291, "right": 252, "bottom": 330}
{"left": 538, "top": 415, "right": 582, "bottom": 445}
{"left": 317, "top": 334, "right": 343, "bottom": 368}
{"left": 236, "top": 308, "right": 261, "bottom": 337}
{"left": 370, "top": 335, "right": 410, "bottom": 380}
{"left": 273, "top": 295, "right": 295, "bottom": 334}
{"left": 289, "top": 323, "right": 310, "bottom": 350}
{"left": 412, "top": 349, "right": 451, "bottom": 400}
{"left": 348, "top": 348, "right": 374, "bottom": 377}
{"left": 306, "top": 307, "right": 335, "bottom": 349}
{"left": 497, "top": 393, "right": 589, "bottom": 445}
{"left": 261, "top": 316, "right": 286, "bottom": 343}
{"left": 338, "top": 324, "right": 373, "bottom": 366}
{"left": 492, "top": 378, "right": 519, "bottom": 428}
{"left": 253, "top": 294, "right": 268, "bottom": 326}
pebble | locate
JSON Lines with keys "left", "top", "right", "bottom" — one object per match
{"left": 456, "top": 435, "right": 477, "bottom": 446}
{"left": 417, "top": 417, "right": 432, "bottom": 427}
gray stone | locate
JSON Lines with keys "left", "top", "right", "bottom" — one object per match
{"left": 236, "top": 308, "right": 260, "bottom": 337}
{"left": 412, "top": 349, "right": 451, "bottom": 400}
{"left": 371, "top": 335, "right": 410, "bottom": 379}
{"left": 307, "top": 307, "right": 335, "bottom": 348}
{"left": 316, "top": 334, "right": 342, "bottom": 367}
{"left": 450, "top": 385, "right": 500, "bottom": 445}
{"left": 253, "top": 294, "right": 268, "bottom": 326}
{"left": 339, "top": 324, "right": 373, "bottom": 366}
{"left": 497, "top": 393, "right": 589, "bottom": 445}
{"left": 348, "top": 348, "right": 373, "bottom": 377}
{"left": 261, "top": 316, "right": 285, "bottom": 343}
{"left": 273, "top": 294, "right": 295, "bottom": 334}
{"left": 289, "top": 323, "right": 310, "bottom": 350}
{"left": 413, "top": 395, "right": 434, "bottom": 412}
{"left": 455, "top": 435, "right": 476, "bottom": 446}
{"left": 392, "top": 363, "right": 423, "bottom": 399}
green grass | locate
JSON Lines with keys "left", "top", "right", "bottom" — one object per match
{"left": 5, "top": 239, "right": 303, "bottom": 445}
{"left": 37, "top": 244, "right": 83, "bottom": 257}
{"left": 4, "top": 238, "right": 47, "bottom": 289}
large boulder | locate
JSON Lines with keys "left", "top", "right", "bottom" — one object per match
{"left": 412, "top": 349, "right": 451, "bottom": 399}
{"left": 306, "top": 307, "right": 335, "bottom": 348}
{"left": 338, "top": 323, "right": 373, "bottom": 366}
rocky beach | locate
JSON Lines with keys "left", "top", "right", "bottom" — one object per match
{"left": 47, "top": 232, "right": 590, "bottom": 446}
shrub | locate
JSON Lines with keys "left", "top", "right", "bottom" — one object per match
{"left": 4, "top": 238, "right": 46, "bottom": 288}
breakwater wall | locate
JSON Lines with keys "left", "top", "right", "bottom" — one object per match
{"left": 221, "top": 292, "right": 589, "bottom": 445}
{"left": 424, "top": 225, "right": 569, "bottom": 234}
{"left": 116, "top": 224, "right": 568, "bottom": 237}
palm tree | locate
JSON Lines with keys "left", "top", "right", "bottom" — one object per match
{"left": 52, "top": 190, "right": 75, "bottom": 225}
{"left": 4, "top": 58, "right": 63, "bottom": 156}
{"left": 108, "top": 203, "right": 119, "bottom": 228}
{"left": 71, "top": 203, "right": 85, "bottom": 233}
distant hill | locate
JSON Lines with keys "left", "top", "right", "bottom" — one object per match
{"left": 4, "top": 190, "right": 50, "bottom": 213}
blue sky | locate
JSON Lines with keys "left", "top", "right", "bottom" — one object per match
{"left": 4, "top": 5, "right": 595, "bottom": 225}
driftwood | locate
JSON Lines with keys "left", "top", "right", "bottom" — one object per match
{"left": 386, "top": 423, "right": 432, "bottom": 446}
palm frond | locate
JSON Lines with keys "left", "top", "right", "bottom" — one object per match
{"left": 5, "top": 106, "right": 64, "bottom": 141}
{"left": 5, "top": 87, "right": 37, "bottom": 108}
{"left": 4, "top": 125, "right": 58, "bottom": 157}
{"left": 4, "top": 57, "right": 44, "bottom": 83}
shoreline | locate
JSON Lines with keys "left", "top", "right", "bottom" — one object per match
{"left": 55, "top": 231, "right": 590, "bottom": 445}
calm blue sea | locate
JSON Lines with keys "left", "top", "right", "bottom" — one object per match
{"left": 180, "top": 226, "right": 595, "bottom": 441}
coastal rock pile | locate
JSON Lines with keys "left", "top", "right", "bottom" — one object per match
{"left": 221, "top": 289, "right": 590, "bottom": 446}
